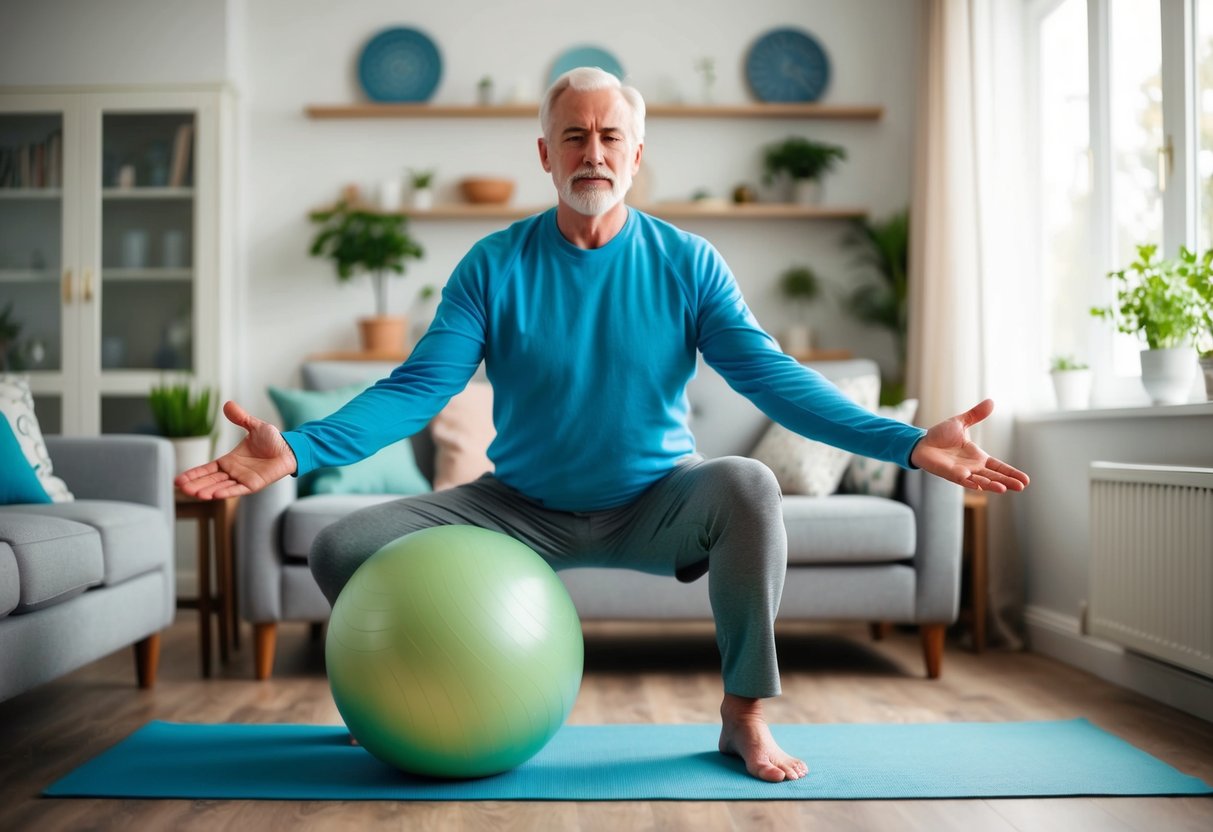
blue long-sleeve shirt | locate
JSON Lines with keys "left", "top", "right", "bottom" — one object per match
{"left": 283, "top": 208, "right": 926, "bottom": 511}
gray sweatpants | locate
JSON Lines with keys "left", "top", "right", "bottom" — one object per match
{"left": 310, "top": 455, "right": 787, "bottom": 698}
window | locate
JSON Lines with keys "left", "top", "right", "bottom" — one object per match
{"left": 1031, "top": 0, "right": 1203, "bottom": 403}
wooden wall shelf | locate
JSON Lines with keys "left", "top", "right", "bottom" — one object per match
{"left": 319, "top": 202, "right": 866, "bottom": 221}
{"left": 305, "top": 103, "right": 884, "bottom": 120}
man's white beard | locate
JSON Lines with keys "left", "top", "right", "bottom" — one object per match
{"left": 560, "top": 166, "right": 633, "bottom": 217}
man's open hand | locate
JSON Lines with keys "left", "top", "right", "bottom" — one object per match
{"left": 909, "top": 399, "right": 1029, "bottom": 493}
{"left": 174, "top": 401, "right": 297, "bottom": 499}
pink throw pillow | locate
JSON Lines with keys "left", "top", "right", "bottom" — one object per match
{"left": 430, "top": 382, "right": 495, "bottom": 490}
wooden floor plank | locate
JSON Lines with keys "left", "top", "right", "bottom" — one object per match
{"left": 1, "top": 614, "right": 1210, "bottom": 831}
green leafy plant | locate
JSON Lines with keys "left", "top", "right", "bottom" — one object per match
{"left": 762, "top": 137, "right": 847, "bottom": 184}
{"left": 843, "top": 209, "right": 910, "bottom": 404}
{"left": 1184, "top": 247, "right": 1213, "bottom": 357}
{"left": 1090, "top": 244, "right": 1205, "bottom": 350}
{"left": 148, "top": 380, "right": 216, "bottom": 438}
{"left": 408, "top": 168, "right": 436, "bottom": 189}
{"left": 1050, "top": 355, "right": 1089, "bottom": 372}
{"left": 308, "top": 200, "right": 424, "bottom": 317}
{"left": 779, "top": 265, "right": 821, "bottom": 303}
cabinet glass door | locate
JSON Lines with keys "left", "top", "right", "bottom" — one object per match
{"left": 0, "top": 111, "right": 64, "bottom": 374}
{"left": 100, "top": 111, "right": 195, "bottom": 375}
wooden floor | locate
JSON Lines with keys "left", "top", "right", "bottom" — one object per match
{"left": 2, "top": 614, "right": 1211, "bottom": 831}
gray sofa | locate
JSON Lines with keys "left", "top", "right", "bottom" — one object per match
{"left": 0, "top": 435, "right": 175, "bottom": 702}
{"left": 238, "top": 358, "right": 963, "bottom": 680}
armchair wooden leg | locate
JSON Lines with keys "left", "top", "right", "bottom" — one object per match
{"left": 254, "top": 623, "right": 277, "bottom": 681}
{"left": 920, "top": 624, "right": 946, "bottom": 679}
{"left": 869, "top": 622, "right": 891, "bottom": 641}
{"left": 134, "top": 633, "right": 161, "bottom": 689}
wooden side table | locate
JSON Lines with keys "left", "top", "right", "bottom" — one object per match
{"left": 959, "top": 491, "right": 989, "bottom": 653}
{"left": 174, "top": 490, "right": 240, "bottom": 677}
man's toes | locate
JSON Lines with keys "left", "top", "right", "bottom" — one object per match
{"left": 780, "top": 758, "right": 807, "bottom": 780}
{"left": 753, "top": 761, "right": 787, "bottom": 782}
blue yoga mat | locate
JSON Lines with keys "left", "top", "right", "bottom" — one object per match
{"left": 45, "top": 719, "right": 1211, "bottom": 801}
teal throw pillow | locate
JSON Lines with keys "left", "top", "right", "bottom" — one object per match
{"left": 0, "top": 416, "right": 52, "bottom": 504}
{"left": 268, "top": 382, "right": 431, "bottom": 498}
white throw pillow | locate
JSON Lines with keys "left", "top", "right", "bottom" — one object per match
{"left": 0, "top": 374, "right": 73, "bottom": 502}
{"left": 841, "top": 398, "right": 920, "bottom": 498}
{"left": 749, "top": 373, "right": 880, "bottom": 497}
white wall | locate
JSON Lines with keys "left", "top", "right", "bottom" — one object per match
{"left": 0, "top": 0, "right": 234, "bottom": 87}
{"left": 1014, "top": 405, "right": 1213, "bottom": 720}
{"left": 238, "top": 0, "right": 921, "bottom": 417}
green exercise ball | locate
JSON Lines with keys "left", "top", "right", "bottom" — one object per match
{"left": 326, "top": 525, "right": 584, "bottom": 779}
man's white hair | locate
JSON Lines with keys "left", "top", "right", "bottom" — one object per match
{"left": 539, "top": 67, "right": 646, "bottom": 143}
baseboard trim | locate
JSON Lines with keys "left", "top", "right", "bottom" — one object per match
{"left": 1025, "top": 605, "right": 1213, "bottom": 723}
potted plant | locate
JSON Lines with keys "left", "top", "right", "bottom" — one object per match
{"left": 778, "top": 265, "right": 822, "bottom": 356}
{"left": 1091, "top": 243, "right": 1204, "bottom": 405}
{"left": 1049, "top": 355, "right": 1091, "bottom": 410}
{"left": 308, "top": 199, "right": 424, "bottom": 353}
{"left": 149, "top": 379, "right": 216, "bottom": 476}
{"left": 762, "top": 137, "right": 847, "bottom": 204}
{"left": 477, "top": 76, "right": 494, "bottom": 107}
{"left": 1187, "top": 247, "right": 1213, "bottom": 399}
{"left": 843, "top": 209, "right": 909, "bottom": 405}
{"left": 409, "top": 168, "right": 436, "bottom": 211}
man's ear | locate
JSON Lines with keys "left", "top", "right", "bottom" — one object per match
{"left": 538, "top": 137, "right": 552, "bottom": 173}
{"left": 632, "top": 142, "right": 644, "bottom": 175}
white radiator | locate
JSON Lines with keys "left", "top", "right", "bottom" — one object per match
{"left": 1088, "top": 462, "right": 1213, "bottom": 678}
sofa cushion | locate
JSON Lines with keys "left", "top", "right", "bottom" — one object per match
{"left": 269, "top": 383, "right": 431, "bottom": 498}
{"left": 0, "top": 512, "right": 103, "bottom": 612}
{"left": 0, "top": 543, "right": 18, "bottom": 617}
{"left": 431, "top": 381, "right": 495, "bottom": 490}
{"left": 841, "top": 398, "right": 920, "bottom": 498}
{"left": 282, "top": 494, "right": 404, "bottom": 559}
{"left": 782, "top": 495, "right": 916, "bottom": 564}
{"left": 0, "top": 375, "right": 73, "bottom": 502}
{"left": 750, "top": 373, "right": 880, "bottom": 497}
{"left": 0, "top": 501, "right": 168, "bottom": 585}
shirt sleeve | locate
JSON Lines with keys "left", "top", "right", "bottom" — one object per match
{"left": 283, "top": 252, "right": 489, "bottom": 476}
{"left": 692, "top": 243, "right": 925, "bottom": 468}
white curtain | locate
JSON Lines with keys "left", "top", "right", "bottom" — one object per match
{"left": 909, "top": 0, "right": 1040, "bottom": 648}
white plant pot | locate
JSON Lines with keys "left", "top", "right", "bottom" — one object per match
{"left": 170, "top": 435, "right": 212, "bottom": 477}
{"left": 782, "top": 323, "right": 812, "bottom": 355}
{"left": 1050, "top": 369, "right": 1091, "bottom": 410}
{"left": 792, "top": 179, "right": 823, "bottom": 205}
{"left": 1139, "top": 347, "right": 1196, "bottom": 405}
{"left": 412, "top": 188, "right": 434, "bottom": 211}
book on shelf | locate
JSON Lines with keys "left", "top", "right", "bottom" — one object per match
{"left": 0, "top": 129, "right": 62, "bottom": 189}
{"left": 168, "top": 122, "right": 194, "bottom": 188}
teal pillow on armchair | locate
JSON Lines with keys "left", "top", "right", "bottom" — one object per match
{"left": 268, "top": 383, "right": 431, "bottom": 498}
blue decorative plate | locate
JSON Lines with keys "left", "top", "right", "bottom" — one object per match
{"left": 358, "top": 27, "right": 442, "bottom": 103}
{"left": 745, "top": 27, "right": 831, "bottom": 103}
{"left": 548, "top": 46, "right": 625, "bottom": 85}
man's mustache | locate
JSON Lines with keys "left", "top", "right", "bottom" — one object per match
{"left": 571, "top": 168, "right": 616, "bottom": 184}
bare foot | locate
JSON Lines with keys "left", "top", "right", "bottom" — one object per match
{"left": 718, "top": 693, "right": 808, "bottom": 783}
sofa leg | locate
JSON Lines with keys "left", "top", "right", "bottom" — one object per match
{"left": 920, "top": 624, "right": 946, "bottom": 679}
{"left": 134, "top": 633, "right": 160, "bottom": 689}
{"left": 254, "top": 623, "right": 277, "bottom": 681}
{"left": 869, "top": 622, "right": 891, "bottom": 641}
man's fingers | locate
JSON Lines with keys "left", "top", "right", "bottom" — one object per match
{"left": 957, "top": 398, "right": 995, "bottom": 427}
{"left": 987, "top": 457, "right": 1030, "bottom": 488}
{"left": 223, "top": 400, "right": 256, "bottom": 431}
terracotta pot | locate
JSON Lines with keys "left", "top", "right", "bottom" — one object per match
{"left": 358, "top": 316, "right": 407, "bottom": 353}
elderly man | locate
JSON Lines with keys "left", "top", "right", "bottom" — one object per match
{"left": 179, "top": 67, "right": 1028, "bottom": 783}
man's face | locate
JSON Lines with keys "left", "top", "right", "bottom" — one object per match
{"left": 539, "top": 87, "right": 643, "bottom": 217}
